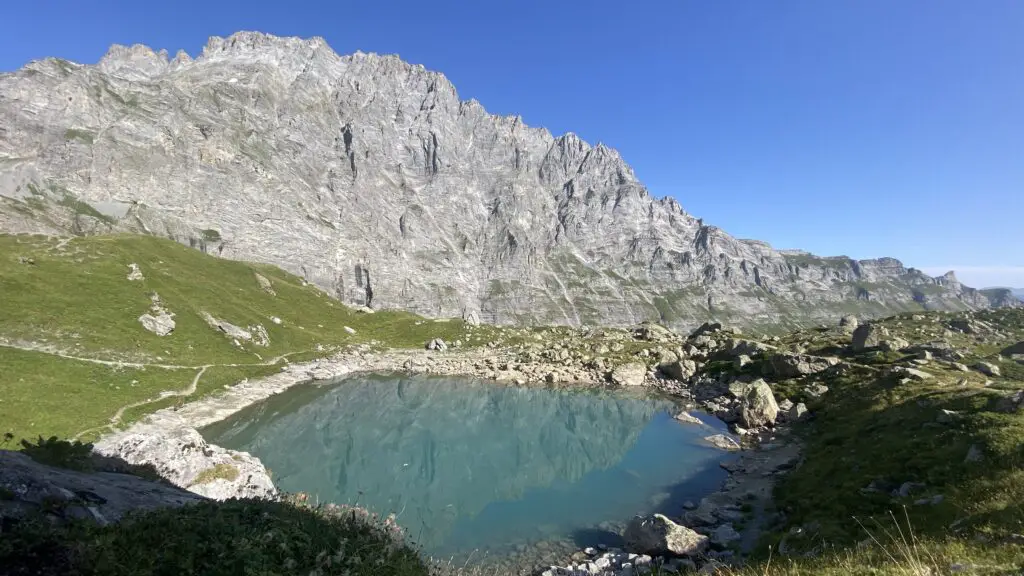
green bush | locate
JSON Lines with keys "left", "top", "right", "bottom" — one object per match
{"left": 20, "top": 436, "right": 94, "bottom": 471}
{"left": 0, "top": 498, "right": 429, "bottom": 576}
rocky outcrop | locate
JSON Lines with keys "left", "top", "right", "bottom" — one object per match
{"left": 852, "top": 323, "right": 888, "bottom": 351}
{"left": 611, "top": 362, "right": 647, "bottom": 386}
{"left": 0, "top": 450, "right": 203, "bottom": 525}
{"left": 0, "top": 32, "right": 1016, "bottom": 331}
{"left": 93, "top": 425, "right": 275, "bottom": 500}
{"left": 623, "top": 514, "right": 709, "bottom": 557}
{"left": 732, "top": 379, "right": 779, "bottom": 428}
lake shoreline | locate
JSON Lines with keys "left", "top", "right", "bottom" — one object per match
{"left": 92, "top": 343, "right": 798, "bottom": 575}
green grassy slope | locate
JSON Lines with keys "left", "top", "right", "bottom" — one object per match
{"left": 0, "top": 233, "right": 499, "bottom": 444}
{"left": 732, "top": 309, "right": 1024, "bottom": 575}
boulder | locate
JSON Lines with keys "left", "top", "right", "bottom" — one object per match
{"left": 888, "top": 366, "right": 933, "bottom": 381}
{"left": 880, "top": 338, "right": 910, "bottom": 352}
{"left": 254, "top": 272, "right": 275, "bottom": 295}
{"left": 838, "top": 315, "right": 859, "bottom": 333}
{"left": 623, "top": 514, "right": 709, "bottom": 557}
{"left": 689, "top": 322, "right": 723, "bottom": 339}
{"left": 1000, "top": 342, "right": 1024, "bottom": 357}
{"left": 734, "top": 355, "right": 752, "bottom": 370}
{"left": 660, "top": 359, "right": 698, "bottom": 381}
{"left": 343, "top": 326, "right": 356, "bottom": 335}
{"left": 993, "top": 390, "right": 1024, "bottom": 413}
{"left": 611, "top": 362, "right": 647, "bottom": 386}
{"left": 764, "top": 353, "right": 839, "bottom": 378}
{"left": 201, "top": 312, "right": 252, "bottom": 341}
{"left": 126, "top": 263, "right": 145, "bottom": 281}
{"left": 710, "top": 524, "right": 741, "bottom": 547}
{"left": 674, "top": 412, "right": 704, "bottom": 425}
{"left": 723, "top": 338, "right": 776, "bottom": 358}
{"left": 425, "top": 338, "right": 448, "bottom": 351}
{"left": 788, "top": 402, "right": 809, "bottom": 421}
{"left": 634, "top": 322, "right": 675, "bottom": 342}
{"left": 464, "top": 311, "right": 481, "bottom": 326}
{"left": 703, "top": 434, "right": 741, "bottom": 451}
{"left": 731, "top": 379, "right": 778, "bottom": 428}
{"left": 852, "top": 323, "right": 889, "bottom": 351}
{"left": 138, "top": 311, "right": 175, "bottom": 336}
{"left": 973, "top": 362, "right": 1001, "bottom": 377}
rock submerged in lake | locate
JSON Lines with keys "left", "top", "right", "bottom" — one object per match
{"left": 623, "top": 513, "right": 709, "bottom": 557}
{"left": 703, "top": 434, "right": 740, "bottom": 451}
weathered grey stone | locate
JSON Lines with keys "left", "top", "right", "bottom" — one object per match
{"left": 611, "top": 362, "right": 647, "bottom": 386}
{"left": 254, "top": 272, "right": 275, "bottom": 295}
{"left": 139, "top": 311, "right": 175, "bottom": 336}
{"left": 839, "top": 314, "right": 859, "bottom": 333}
{"left": 788, "top": 402, "right": 809, "bottom": 421}
{"left": 623, "top": 514, "right": 709, "bottom": 557}
{"left": 201, "top": 311, "right": 252, "bottom": 341}
{"left": 674, "top": 411, "right": 704, "bottom": 425}
{"left": 94, "top": 425, "right": 275, "bottom": 500}
{"left": 852, "top": 324, "right": 889, "bottom": 351}
{"left": 993, "top": 390, "right": 1024, "bottom": 413}
{"left": 765, "top": 353, "right": 838, "bottom": 378}
{"left": 710, "top": 523, "right": 741, "bottom": 547}
{"left": 660, "top": 359, "right": 697, "bottom": 381}
{"left": 973, "top": 362, "right": 1001, "bottom": 377}
{"left": 703, "top": 434, "right": 740, "bottom": 451}
{"left": 426, "top": 338, "right": 448, "bottom": 351}
{"left": 126, "top": 262, "right": 144, "bottom": 281}
{"left": 880, "top": 338, "right": 910, "bottom": 352}
{"left": 730, "top": 379, "right": 779, "bottom": 428}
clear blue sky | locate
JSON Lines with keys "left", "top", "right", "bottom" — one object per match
{"left": 2, "top": 1, "right": 1022, "bottom": 287}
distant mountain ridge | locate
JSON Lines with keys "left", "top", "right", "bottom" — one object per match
{"left": 0, "top": 31, "right": 1018, "bottom": 331}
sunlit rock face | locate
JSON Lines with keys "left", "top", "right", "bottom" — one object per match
{"left": 1, "top": 31, "right": 1015, "bottom": 330}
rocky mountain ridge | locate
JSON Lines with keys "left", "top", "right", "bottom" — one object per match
{"left": 0, "top": 31, "right": 1017, "bottom": 331}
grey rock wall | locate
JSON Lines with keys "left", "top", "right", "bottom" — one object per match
{"left": 0, "top": 32, "right": 1016, "bottom": 330}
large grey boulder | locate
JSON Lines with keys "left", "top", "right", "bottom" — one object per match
{"left": 994, "top": 390, "right": 1024, "bottom": 413}
{"left": 139, "top": 311, "right": 176, "bottom": 336}
{"left": 201, "top": 311, "right": 253, "bottom": 341}
{"left": 764, "top": 353, "right": 839, "bottom": 378}
{"left": 973, "top": 361, "right": 1001, "bottom": 377}
{"left": 730, "top": 379, "right": 779, "bottom": 428}
{"left": 839, "top": 314, "right": 859, "bottom": 333}
{"left": 852, "top": 323, "right": 889, "bottom": 351}
{"left": 659, "top": 358, "right": 698, "bottom": 381}
{"left": 611, "top": 362, "right": 647, "bottom": 386}
{"left": 623, "top": 514, "right": 709, "bottom": 557}
{"left": 426, "top": 338, "right": 448, "bottom": 351}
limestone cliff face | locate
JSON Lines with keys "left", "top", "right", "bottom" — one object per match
{"left": 0, "top": 32, "right": 1015, "bottom": 330}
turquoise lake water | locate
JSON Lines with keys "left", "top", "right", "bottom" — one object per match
{"left": 202, "top": 374, "right": 731, "bottom": 562}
